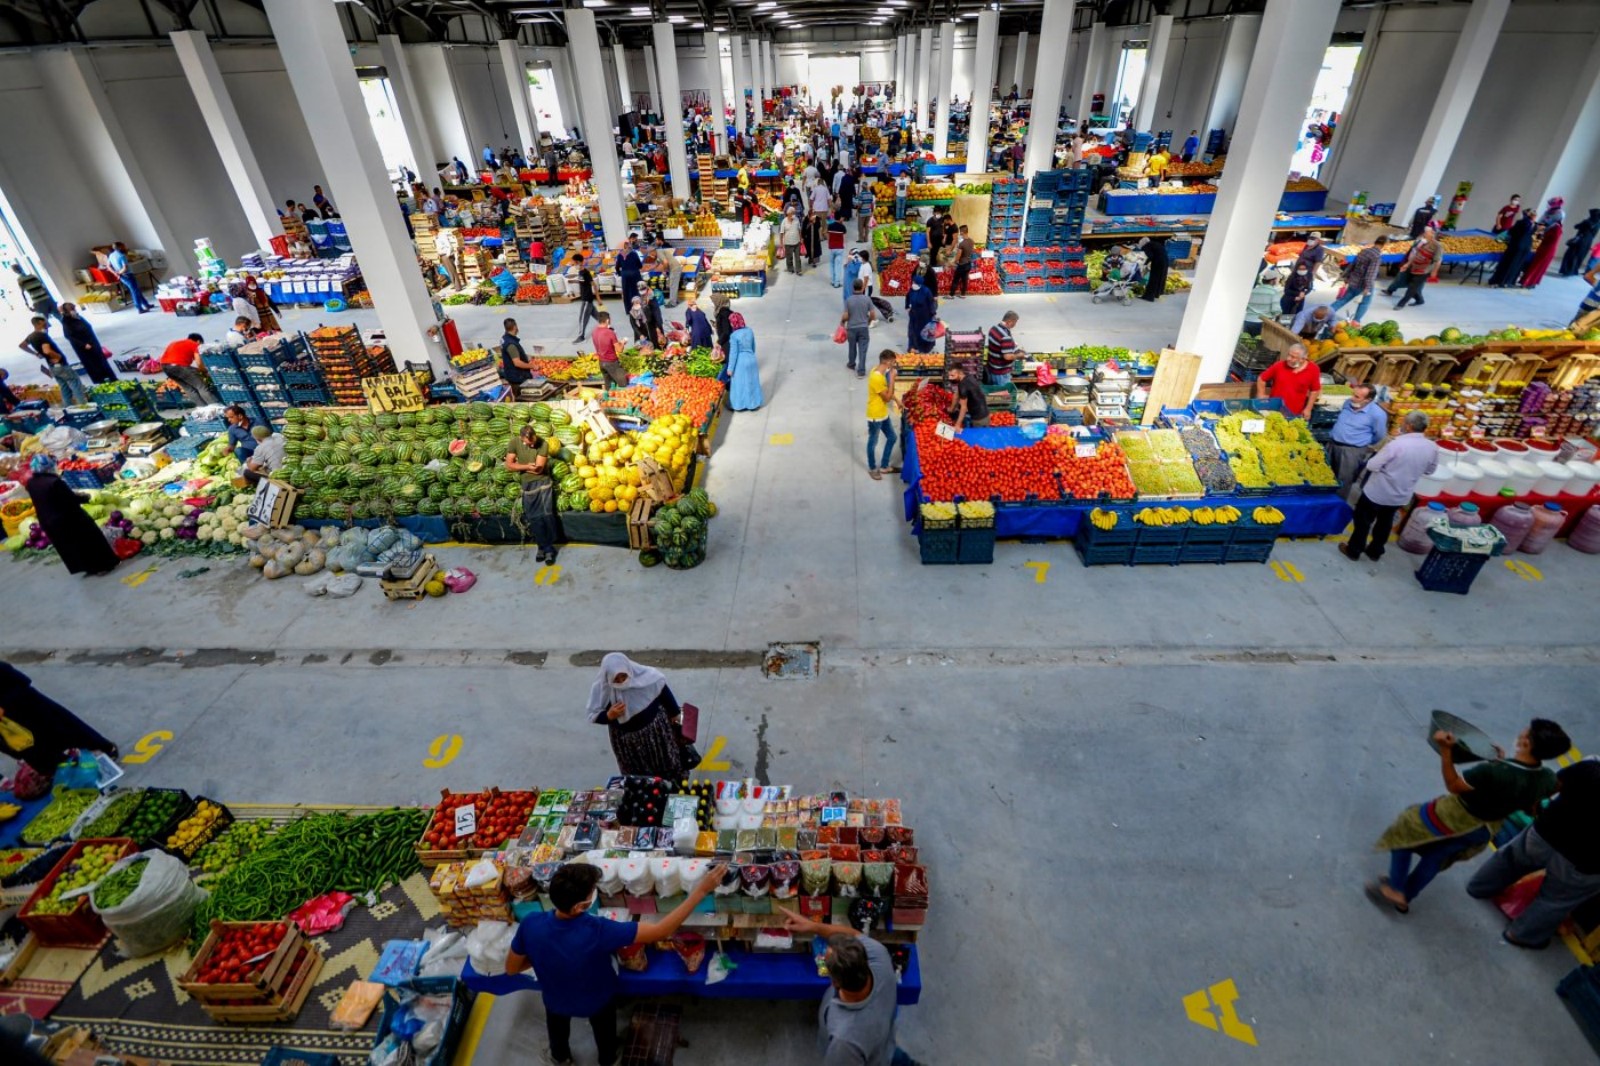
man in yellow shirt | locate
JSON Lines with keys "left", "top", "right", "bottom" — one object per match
{"left": 1145, "top": 148, "right": 1171, "bottom": 183}
{"left": 866, "top": 349, "right": 899, "bottom": 480}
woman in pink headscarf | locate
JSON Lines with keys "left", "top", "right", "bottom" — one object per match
{"left": 1520, "top": 198, "right": 1566, "bottom": 288}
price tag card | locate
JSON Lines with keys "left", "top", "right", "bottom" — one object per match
{"left": 362, "top": 373, "right": 426, "bottom": 414}
{"left": 1075, "top": 442, "right": 1098, "bottom": 458}
{"left": 934, "top": 422, "right": 957, "bottom": 441}
{"left": 1241, "top": 418, "right": 1266, "bottom": 435}
{"left": 454, "top": 805, "right": 477, "bottom": 838}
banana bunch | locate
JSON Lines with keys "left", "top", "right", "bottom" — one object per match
{"left": 0, "top": 802, "right": 20, "bottom": 821}
{"left": 1089, "top": 508, "right": 1119, "bottom": 530}
{"left": 1192, "top": 505, "right": 1242, "bottom": 525}
{"left": 1135, "top": 506, "right": 1191, "bottom": 526}
{"left": 1252, "top": 506, "right": 1285, "bottom": 525}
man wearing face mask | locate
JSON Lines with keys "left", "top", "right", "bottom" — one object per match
{"left": 507, "top": 860, "right": 727, "bottom": 1066}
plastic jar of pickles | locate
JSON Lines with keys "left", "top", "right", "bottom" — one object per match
{"left": 1399, "top": 501, "right": 1448, "bottom": 554}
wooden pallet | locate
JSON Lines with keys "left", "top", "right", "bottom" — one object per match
{"left": 204, "top": 947, "right": 323, "bottom": 1025}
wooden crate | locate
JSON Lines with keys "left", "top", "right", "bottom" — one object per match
{"left": 204, "top": 945, "right": 323, "bottom": 1024}
{"left": 628, "top": 498, "right": 657, "bottom": 550}
{"left": 414, "top": 789, "right": 485, "bottom": 866}
{"left": 179, "top": 921, "right": 307, "bottom": 1003}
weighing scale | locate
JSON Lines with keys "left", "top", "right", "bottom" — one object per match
{"left": 123, "top": 422, "right": 175, "bottom": 457}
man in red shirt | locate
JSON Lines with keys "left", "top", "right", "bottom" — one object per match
{"left": 160, "top": 332, "right": 220, "bottom": 405}
{"left": 1255, "top": 342, "right": 1321, "bottom": 417}
{"left": 591, "top": 311, "right": 626, "bottom": 389}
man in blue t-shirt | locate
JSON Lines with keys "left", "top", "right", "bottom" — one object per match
{"left": 507, "top": 859, "right": 726, "bottom": 1066}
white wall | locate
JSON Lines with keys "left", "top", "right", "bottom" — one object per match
{"left": 1326, "top": 1, "right": 1600, "bottom": 229}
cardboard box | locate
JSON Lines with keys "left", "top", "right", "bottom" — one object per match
{"left": 245, "top": 478, "right": 299, "bottom": 529}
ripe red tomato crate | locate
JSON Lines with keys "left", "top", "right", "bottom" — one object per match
{"left": 197, "top": 941, "right": 324, "bottom": 1024}
{"left": 179, "top": 920, "right": 310, "bottom": 1007}
{"left": 414, "top": 789, "right": 492, "bottom": 867}
{"left": 18, "top": 837, "right": 136, "bottom": 947}
{"left": 471, "top": 789, "right": 540, "bottom": 854}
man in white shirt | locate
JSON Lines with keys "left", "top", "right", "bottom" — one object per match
{"left": 243, "top": 426, "right": 286, "bottom": 484}
{"left": 893, "top": 172, "right": 911, "bottom": 220}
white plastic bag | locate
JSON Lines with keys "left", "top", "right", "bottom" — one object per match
{"left": 713, "top": 798, "right": 739, "bottom": 830}
{"left": 465, "top": 920, "right": 515, "bottom": 977}
{"left": 651, "top": 857, "right": 682, "bottom": 897}
{"left": 91, "top": 849, "right": 206, "bottom": 958}
{"left": 620, "top": 857, "right": 652, "bottom": 896}
{"left": 595, "top": 857, "right": 624, "bottom": 896}
{"left": 416, "top": 926, "right": 469, "bottom": 980}
{"left": 672, "top": 815, "right": 699, "bottom": 856}
{"left": 462, "top": 859, "right": 499, "bottom": 889}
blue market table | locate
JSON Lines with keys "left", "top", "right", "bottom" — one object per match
{"left": 1099, "top": 188, "right": 1328, "bottom": 215}
{"left": 899, "top": 426, "right": 1352, "bottom": 541}
{"left": 460, "top": 944, "right": 922, "bottom": 1004}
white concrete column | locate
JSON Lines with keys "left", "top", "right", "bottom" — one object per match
{"left": 1134, "top": 14, "right": 1174, "bottom": 131}
{"left": 759, "top": 37, "right": 771, "bottom": 102}
{"left": 1077, "top": 21, "right": 1105, "bottom": 123}
{"left": 378, "top": 35, "right": 440, "bottom": 183}
{"left": 704, "top": 31, "right": 729, "bottom": 154}
{"left": 966, "top": 11, "right": 1000, "bottom": 177}
{"left": 1202, "top": 13, "right": 1262, "bottom": 138}
{"left": 170, "top": 30, "right": 281, "bottom": 251}
{"left": 651, "top": 23, "right": 690, "bottom": 203}
{"left": 263, "top": 0, "right": 444, "bottom": 372}
{"left": 498, "top": 38, "right": 539, "bottom": 156}
{"left": 642, "top": 45, "right": 662, "bottom": 116}
{"left": 1025, "top": 0, "right": 1075, "bottom": 177}
{"left": 552, "top": 51, "right": 581, "bottom": 140}
{"left": 1392, "top": 0, "right": 1512, "bottom": 222}
{"left": 727, "top": 34, "right": 745, "bottom": 135}
{"left": 34, "top": 47, "right": 190, "bottom": 271}
{"left": 564, "top": 10, "right": 627, "bottom": 245}
{"left": 933, "top": 22, "right": 957, "bottom": 159}
{"left": 1013, "top": 31, "right": 1029, "bottom": 93}
{"left": 410, "top": 43, "right": 471, "bottom": 166}
{"left": 1528, "top": 31, "right": 1600, "bottom": 211}
{"left": 1175, "top": 0, "right": 1341, "bottom": 384}
{"left": 917, "top": 28, "right": 934, "bottom": 133}
{"left": 612, "top": 43, "right": 633, "bottom": 112}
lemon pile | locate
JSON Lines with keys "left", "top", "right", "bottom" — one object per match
{"left": 166, "top": 799, "right": 226, "bottom": 855}
{"left": 31, "top": 843, "right": 123, "bottom": 915}
{"left": 637, "top": 415, "right": 698, "bottom": 491}
{"left": 576, "top": 435, "right": 645, "bottom": 514}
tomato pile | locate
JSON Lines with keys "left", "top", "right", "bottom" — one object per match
{"left": 916, "top": 423, "right": 1061, "bottom": 502}
{"left": 988, "top": 411, "right": 1017, "bottom": 427}
{"left": 192, "top": 922, "right": 289, "bottom": 985}
{"left": 901, "top": 382, "right": 953, "bottom": 425}
{"left": 641, "top": 373, "right": 724, "bottom": 428}
{"left": 420, "top": 791, "right": 489, "bottom": 850}
{"left": 473, "top": 790, "right": 538, "bottom": 849}
{"left": 1045, "top": 437, "right": 1139, "bottom": 499}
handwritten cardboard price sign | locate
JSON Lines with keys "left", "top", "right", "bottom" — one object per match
{"left": 362, "top": 373, "right": 426, "bottom": 414}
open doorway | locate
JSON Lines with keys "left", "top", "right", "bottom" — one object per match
{"left": 527, "top": 65, "right": 568, "bottom": 141}
{"left": 357, "top": 75, "right": 414, "bottom": 185}
{"left": 1111, "top": 44, "right": 1148, "bottom": 127}
{"left": 1291, "top": 43, "right": 1362, "bottom": 178}
{"left": 807, "top": 54, "right": 862, "bottom": 109}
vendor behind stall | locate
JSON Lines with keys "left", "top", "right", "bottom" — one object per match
{"left": 242, "top": 426, "right": 285, "bottom": 485}
{"left": 1255, "top": 343, "right": 1322, "bottom": 417}
{"left": 947, "top": 361, "right": 990, "bottom": 428}
{"left": 1290, "top": 304, "right": 1336, "bottom": 341}
{"left": 508, "top": 423, "right": 558, "bottom": 564}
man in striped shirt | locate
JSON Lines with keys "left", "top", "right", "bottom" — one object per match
{"left": 1328, "top": 235, "right": 1389, "bottom": 324}
{"left": 985, "top": 311, "right": 1022, "bottom": 387}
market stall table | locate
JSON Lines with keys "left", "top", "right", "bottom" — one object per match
{"left": 1098, "top": 189, "right": 1327, "bottom": 216}
{"left": 1083, "top": 213, "right": 1347, "bottom": 242}
{"left": 460, "top": 947, "right": 922, "bottom": 1004}
{"left": 898, "top": 426, "right": 1353, "bottom": 540}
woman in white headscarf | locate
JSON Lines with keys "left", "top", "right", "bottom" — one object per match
{"left": 587, "top": 653, "right": 691, "bottom": 779}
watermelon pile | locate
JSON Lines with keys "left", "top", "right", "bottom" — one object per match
{"left": 642, "top": 489, "right": 717, "bottom": 570}
{"left": 277, "top": 402, "right": 591, "bottom": 522}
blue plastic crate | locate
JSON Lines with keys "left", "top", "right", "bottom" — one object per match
{"left": 205, "top": 365, "right": 245, "bottom": 388}
{"left": 286, "top": 383, "right": 331, "bottom": 406}
{"left": 164, "top": 434, "right": 216, "bottom": 462}
{"left": 216, "top": 384, "right": 255, "bottom": 405}
{"left": 1185, "top": 524, "right": 1233, "bottom": 545}
{"left": 200, "top": 349, "right": 239, "bottom": 371}
{"left": 1076, "top": 519, "right": 1135, "bottom": 547}
{"left": 1225, "top": 541, "right": 1275, "bottom": 564}
{"left": 260, "top": 1049, "right": 340, "bottom": 1066}
{"left": 918, "top": 528, "right": 958, "bottom": 564}
{"left": 1135, "top": 525, "right": 1187, "bottom": 546}
{"left": 1414, "top": 548, "right": 1490, "bottom": 594}
{"left": 1074, "top": 539, "right": 1132, "bottom": 567}
{"left": 1132, "top": 543, "right": 1184, "bottom": 566}
{"left": 60, "top": 404, "right": 104, "bottom": 428}
{"left": 1181, "top": 542, "right": 1228, "bottom": 564}
{"left": 278, "top": 368, "right": 324, "bottom": 388}
{"left": 956, "top": 527, "right": 995, "bottom": 564}
{"left": 184, "top": 415, "right": 226, "bottom": 435}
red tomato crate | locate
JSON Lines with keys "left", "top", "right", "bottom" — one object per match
{"left": 179, "top": 920, "right": 320, "bottom": 1022}
{"left": 18, "top": 838, "right": 136, "bottom": 947}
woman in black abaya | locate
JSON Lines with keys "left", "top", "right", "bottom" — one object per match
{"left": 1488, "top": 209, "right": 1535, "bottom": 287}
{"left": 24, "top": 455, "right": 118, "bottom": 577}
{"left": 1138, "top": 235, "right": 1169, "bottom": 302}
{"left": 0, "top": 661, "right": 118, "bottom": 774}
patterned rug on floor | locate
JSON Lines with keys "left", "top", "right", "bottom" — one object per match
{"left": 51, "top": 866, "right": 442, "bottom": 1066}
{"left": 0, "top": 941, "right": 102, "bottom": 1021}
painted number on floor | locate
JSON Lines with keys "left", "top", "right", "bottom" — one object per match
{"left": 694, "top": 736, "right": 732, "bottom": 773}
{"left": 121, "top": 565, "right": 159, "bottom": 589}
{"left": 424, "top": 734, "right": 463, "bottom": 769}
{"left": 534, "top": 565, "right": 562, "bottom": 586}
{"left": 1183, "top": 977, "right": 1257, "bottom": 1046}
{"left": 1270, "top": 561, "right": 1304, "bottom": 583}
{"left": 1504, "top": 559, "right": 1543, "bottom": 581}
{"left": 121, "top": 730, "right": 174, "bottom": 765}
{"left": 769, "top": 433, "right": 794, "bottom": 445}
{"left": 1024, "top": 561, "right": 1050, "bottom": 584}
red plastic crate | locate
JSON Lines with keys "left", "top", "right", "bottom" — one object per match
{"left": 19, "top": 837, "right": 136, "bottom": 947}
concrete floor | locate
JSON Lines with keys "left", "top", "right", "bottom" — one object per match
{"left": 3, "top": 254, "right": 1599, "bottom": 1064}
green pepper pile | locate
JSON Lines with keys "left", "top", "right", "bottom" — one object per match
{"left": 91, "top": 857, "right": 147, "bottom": 910}
{"left": 78, "top": 791, "right": 143, "bottom": 839}
{"left": 682, "top": 347, "right": 722, "bottom": 379}
{"left": 187, "top": 807, "right": 427, "bottom": 945}
{"left": 20, "top": 788, "right": 99, "bottom": 845}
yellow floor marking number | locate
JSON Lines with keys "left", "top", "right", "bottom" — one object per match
{"left": 1024, "top": 561, "right": 1050, "bottom": 584}
{"left": 121, "top": 565, "right": 159, "bottom": 588}
{"left": 534, "top": 564, "right": 562, "bottom": 586}
{"left": 122, "top": 730, "right": 174, "bottom": 765}
{"left": 424, "top": 734, "right": 463, "bottom": 768}
{"left": 694, "top": 736, "right": 732, "bottom": 772}
{"left": 1270, "top": 561, "right": 1304, "bottom": 583}
{"left": 1183, "top": 977, "right": 1257, "bottom": 1046}
{"left": 769, "top": 433, "right": 794, "bottom": 445}
{"left": 1504, "top": 559, "right": 1543, "bottom": 581}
